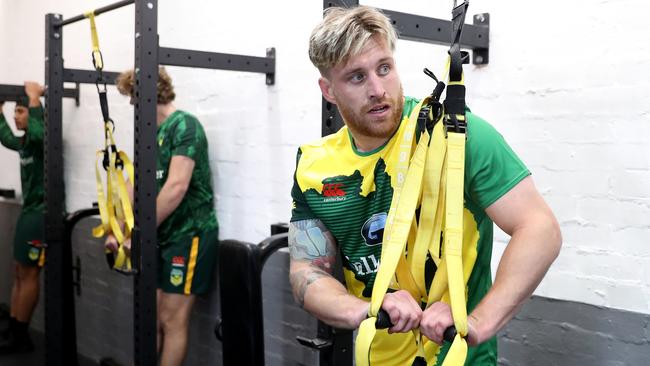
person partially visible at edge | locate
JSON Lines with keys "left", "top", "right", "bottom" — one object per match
{"left": 288, "top": 6, "right": 562, "bottom": 365}
{"left": 0, "top": 81, "right": 46, "bottom": 355}
{"left": 105, "top": 67, "right": 219, "bottom": 366}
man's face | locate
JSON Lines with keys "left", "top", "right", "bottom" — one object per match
{"left": 14, "top": 106, "right": 29, "bottom": 131}
{"left": 319, "top": 35, "right": 404, "bottom": 147}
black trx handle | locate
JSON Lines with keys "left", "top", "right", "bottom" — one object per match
{"left": 375, "top": 309, "right": 458, "bottom": 343}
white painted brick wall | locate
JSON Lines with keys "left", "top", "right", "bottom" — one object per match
{"left": 1, "top": 0, "right": 649, "bottom": 314}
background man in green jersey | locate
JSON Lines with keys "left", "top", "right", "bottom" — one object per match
{"left": 105, "top": 67, "right": 219, "bottom": 366}
{"left": 288, "top": 6, "right": 562, "bottom": 365}
{"left": 0, "top": 81, "right": 45, "bottom": 355}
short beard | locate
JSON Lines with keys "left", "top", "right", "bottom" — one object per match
{"left": 338, "top": 85, "right": 404, "bottom": 140}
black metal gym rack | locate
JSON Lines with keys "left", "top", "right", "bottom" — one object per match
{"left": 0, "top": 83, "right": 80, "bottom": 106}
{"left": 43, "top": 1, "right": 275, "bottom": 365}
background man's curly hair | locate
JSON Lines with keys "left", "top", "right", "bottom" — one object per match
{"left": 116, "top": 67, "right": 176, "bottom": 104}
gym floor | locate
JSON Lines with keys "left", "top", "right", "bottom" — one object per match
{"left": 1, "top": 331, "right": 98, "bottom": 366}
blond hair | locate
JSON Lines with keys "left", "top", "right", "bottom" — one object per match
{"left": 308, "top": 5, "right": 398, "bottom": 73}
{"left": 116, "top": 66, "right": 176, "bottom": 104}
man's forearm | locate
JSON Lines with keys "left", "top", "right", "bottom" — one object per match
{"left": 290, "top": 262, "right": 368, "bottom": 329}
{"left": 156, "top": 181, "right": 186, "bottom": 226}
{"left": 469, "top": 219, "right": 561, "bottom": 344}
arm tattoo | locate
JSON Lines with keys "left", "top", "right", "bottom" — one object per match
{"left": 288, "top": 219, "right": 338, "bottom": 307}
{"left": 290, "top": 267, "right": 331, "bottom": 307}
{"left": 288, "top": 219, "right": 337, "bottom": 273}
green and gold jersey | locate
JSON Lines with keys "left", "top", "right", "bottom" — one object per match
{"left": 0, "top": 106, "right": 45, "bottom": 213}
{"left": 290, "top": 96, "right": 530, "bottom": 365}
{"left": 156, "top": 110, "right": 218, "bottom": 245}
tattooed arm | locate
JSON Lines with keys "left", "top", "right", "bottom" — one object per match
{"left": 288, "top": 219, "right": 369, "bottom": 329}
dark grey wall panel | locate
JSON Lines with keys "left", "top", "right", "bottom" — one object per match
{"left": 498, "top": 296, "right": 650, "bottom": 366}
{"left": 70, "top": 220, "right": 133, "bottom": 364}
{"left": 260, "top": 249, "right": 319, "bottom": 366}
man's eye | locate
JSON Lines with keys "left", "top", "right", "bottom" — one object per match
{"left": 350, "top": 73, "right": 364, "bottom": 83}
{"left": 378, "top": 64, "right": 390, "bottom": 75}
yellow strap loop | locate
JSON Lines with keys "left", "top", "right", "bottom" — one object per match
{"left": 445, "top": 132, "right": 468, "bottom": 337}
{"left": 369, "top": 97, "right": 430, "bottom": 317}
{"left": 92, "top": 151, "right": 110, "bottom": 239}
{"left": 84, "top": 11, "right": 103, "bottom": 70}
{"left": 357, "top": 98, "right": 432, "bottom": 366}
{"left": 92, "top": 124, "right": 134, "bottom": 273}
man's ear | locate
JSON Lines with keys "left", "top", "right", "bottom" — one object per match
{"left": 318, "top": 77, "right": 337, "bottom": 105}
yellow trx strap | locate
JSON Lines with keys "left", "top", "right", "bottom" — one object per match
{"left": 85, "top": 10, "right": 135, "bottom": 274}
{"left": 84, "top": 11, "right": 104, "bottom": 71}
{"left": 356, "top": 2, "right": 474, "bottom": 364}
{"left": 357, "top": 97, "right": 430, "bottom": 365}
{"left": 91, "top": 125, "right": 135, "bottom": 273}
{"left": 356, "top": 52, "right": 471, "bottom": 365}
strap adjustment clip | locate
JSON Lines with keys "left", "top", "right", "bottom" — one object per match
{"left": 444, "top": 114, "right": 467, "bottom": 135}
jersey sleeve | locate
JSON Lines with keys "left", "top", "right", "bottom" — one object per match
{"left": 290, "top": 147, "right": 316, "bottom": 222}
{"left": 29, "top": 104, "right": 44, "bottom": 121}
{"left": 25, "top": 106, "right": 44, "bottom": 145}
{"left": 0, "top": 112, "right": 22, "bottom": 151}
{"left": 464, "top": 112, "right": 531, "bottom": 210}
{"left": 171, "top": 115, "right": 202, "bottom": 161}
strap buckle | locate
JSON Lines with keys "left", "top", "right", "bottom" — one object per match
{"left": 102, "top": 149, "right": 110, "bottom": 171}
{"left": 114, "top": 148, "right": 124, "bottom": 170}
{"left": 444, "top": 114, "right": 467, "bottom": 135}
{"left": 101, "top": 145, "right": 123, "bottom": 170}
{"left": 92, "top": 49, "right": 104, "bottom": 72}
{"left": 102, "top": 145, "right": 124, "bottom": 170}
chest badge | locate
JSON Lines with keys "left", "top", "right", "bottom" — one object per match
{"left": 361, "top": 212, "right": 387, "bottom": 246}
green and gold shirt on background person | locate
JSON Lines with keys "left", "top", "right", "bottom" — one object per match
{"left": 0, "top": 105, "right": 45, "bottom": 213}
{"left": 290, "top": 96, "right": 530, "bottom": 365}
{"left": 156, "top": 110, "right": 217, "bottom": 245}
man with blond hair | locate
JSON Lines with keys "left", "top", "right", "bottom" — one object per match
{"left": 106, "top": 67, "right": 218, "bottom": 366}
{"left": 288, "top": 6, "right": 562, "bottom": 365}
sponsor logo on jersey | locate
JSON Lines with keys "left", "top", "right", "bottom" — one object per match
{"left": 361, "top": 212, "right": 387, "bottom": 246}
{"left": 156, "top": 169, "right": 164, "bottom": 180}
{"left": 20, "top": 156, "right": 34, "bottom": 166}
{"left": 322, "top": 183, "right": 346, "bottom": 202}
{"left": 172, "top": 256, "right": 185, "bottom": 267}
{"left": 346, "top": 254, "right": 380, "bottom": 276}
{"left": 170, "top": 268, "right": 184, "bottom": 287}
